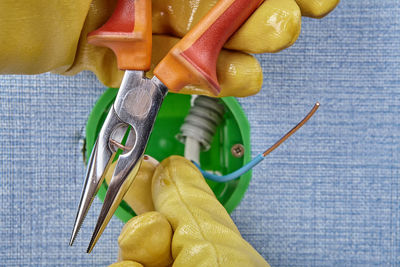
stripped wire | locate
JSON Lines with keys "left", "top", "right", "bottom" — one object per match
{"left": 194, "top": 103, "right": 320, "bottom": 182}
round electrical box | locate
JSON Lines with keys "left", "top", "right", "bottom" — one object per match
{"left": 86, "top": 88, "right": 252, "bottom": 223}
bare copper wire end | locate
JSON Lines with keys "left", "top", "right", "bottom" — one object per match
{"left": 263, "top": 102, "right": 320, "bottom": 157}
{"left": 109, "top": 138, "right": 133, "bottom": 151}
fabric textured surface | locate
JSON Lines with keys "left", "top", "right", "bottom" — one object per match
{"left": 0, "top": 1, "right": 399, "bottom": 266}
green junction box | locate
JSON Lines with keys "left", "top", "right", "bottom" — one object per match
{"left": 86, "top": 88, "right": 252, "bottom": 223}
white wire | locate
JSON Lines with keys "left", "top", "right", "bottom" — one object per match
{"left": 184, "top": 136, "right": 201, "bottom": 164}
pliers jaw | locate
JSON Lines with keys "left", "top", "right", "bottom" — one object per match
{"left": 69, "top": 114, "right": 117, "bottom": 247}
{"left": 70, "top": 71, "right": 168, "bottom": 252}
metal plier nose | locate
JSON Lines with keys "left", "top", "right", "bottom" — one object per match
{"left": 70, "top": 70, "right": 167, "bottom": 252}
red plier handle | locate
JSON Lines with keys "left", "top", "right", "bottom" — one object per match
{"left": 154, "top": 0, "right": 264, "bottom": 95}
{"left": 88, "top": 0, "right": 152, "bottom": 71}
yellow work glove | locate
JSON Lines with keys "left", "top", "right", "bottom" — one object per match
{"left": 110, "top": 156, "right": 269, "bottom": 267}
{"left": 109, "top": 261, "right": 143, "bottom": 267}
{"left": 105, "top": 156, "right": 159, "bottom": 215}
{"left": 0, "top": 0, "right": 338, "bottom": 97}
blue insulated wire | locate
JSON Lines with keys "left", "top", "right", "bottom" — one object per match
{"left": 192, "top": 103, "right": 320, "bottom": 183}
{"left": 192, "top": 154, "right": 265, "bottom": 182}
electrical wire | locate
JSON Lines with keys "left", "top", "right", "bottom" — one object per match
{"left": 194, "top": 102, "right": 320, "bottom": 182}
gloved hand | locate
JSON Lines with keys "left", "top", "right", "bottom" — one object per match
{"left": 105, "top": 156, "right": 158, "bottom": 216}
{"left": 108, "top": 156, "right": 270, "bottom": 267}
{"left": 0, "top": 0, "right": 338, "bottom": 97}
